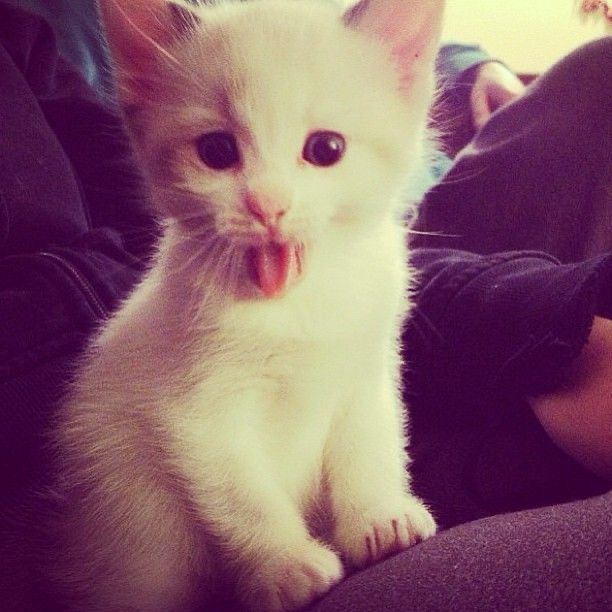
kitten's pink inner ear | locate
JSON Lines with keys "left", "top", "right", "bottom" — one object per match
{"left": 345, "top": 0, "right": 444, "bottom": 88}
{"left": 98, "top": 0, "right": 184, "bottom": 70}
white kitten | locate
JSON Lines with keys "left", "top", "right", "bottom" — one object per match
{"left": 51, "top": 0, "right": 443, "bottom": 610}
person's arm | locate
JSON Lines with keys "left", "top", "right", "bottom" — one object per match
{"left": 468, "top": 61, "right": 525, "bottom": 130}
{"left": 404, "top": 248, "right": 612, "bottom": 430}
{"left": 437, "top": 44, "right": 525, "bottom": 127}
{"left": 435, "top": 44, "right": 525, "bottom": 153}
{"left": 531, "top": 316, "right": 612, "bottom": 480}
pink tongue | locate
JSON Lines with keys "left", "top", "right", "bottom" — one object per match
{"left": 253, "top": 243, "right": 299, "bottom": 298}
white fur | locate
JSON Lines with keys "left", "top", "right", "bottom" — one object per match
{"left": 52, "top": 1, "right": 443, "bottom": 610}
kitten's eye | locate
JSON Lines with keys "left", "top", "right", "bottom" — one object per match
{"left": 197, "top": 131, "right": 240, "bottom": 170}
{"left": 302, "top": 131, "right": 345, "bottom": 167}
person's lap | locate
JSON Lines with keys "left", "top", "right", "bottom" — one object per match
{"left": 311, "top": 490, "right": 611, "bottom": 612}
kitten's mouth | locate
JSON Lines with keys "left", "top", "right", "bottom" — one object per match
{"left": 248, "top": 241, "right": 305, "bottom": 299}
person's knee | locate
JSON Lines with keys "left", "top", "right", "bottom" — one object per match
{"left": 538, "top": 37, "right": 612, "bottom": 114}
{"left": 572, "top": 36, "right": 612, "bottom": 94}
{"left": 573, "top": 36, "right": 612, "bottom": 69}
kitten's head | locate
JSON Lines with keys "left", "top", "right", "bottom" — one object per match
{"left": 100, "top": 0, "right": 444, "bottom": 297}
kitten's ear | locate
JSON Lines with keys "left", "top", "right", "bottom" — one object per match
{"left": 98, "top": 0, "right": 200, "bottom": 80}
{"left": 344, "top": 0, "right": 444, "bottom": 89}
{"left": 169, "top": 1, "right": 202, "bottom": 37}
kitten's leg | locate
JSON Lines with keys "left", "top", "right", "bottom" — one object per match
{"left": 51, "top": 470, "right": 207, "bottom": 612}
{"left": 325, "top": 374, "right": 436, "bottom": 568}
{"left": 176, "top": 413, "right": 343, "bottom": 611}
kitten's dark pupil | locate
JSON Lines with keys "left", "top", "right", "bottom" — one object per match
{"left": 197, "top": 132, "right": 240, "bottom": 170}
{"left": 303, "top": 132, "right": 345, "bottom": 167}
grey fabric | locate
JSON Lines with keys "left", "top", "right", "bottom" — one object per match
{"left": 312, "top": 492, "right": 612, "bottom": 612}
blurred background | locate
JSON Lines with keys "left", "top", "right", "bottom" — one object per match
{"left": 442, "top": 0, "right": 610, "bottom": 74}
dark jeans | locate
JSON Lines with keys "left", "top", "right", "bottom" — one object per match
{"left": 0, "top": 7, "right": 152, "bottom": 610}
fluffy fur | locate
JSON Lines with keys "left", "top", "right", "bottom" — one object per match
{"left": 51, "top": 1, "right": 444, "bottom": 610}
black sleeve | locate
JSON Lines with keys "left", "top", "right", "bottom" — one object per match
{"left": 404, "top": 248, "right": 612, "bottom": 416}
{"left": 0, "top": 4, "right": 155, "bottom": 496}
{"left": 0, "top": 2, "right": 155, "bottom": 260}
{"left": 1, "top": 0, "right": 111, "bottom": 93}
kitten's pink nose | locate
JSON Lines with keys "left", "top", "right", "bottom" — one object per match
{"left": 245, "top": 191, "right": 287, "bottom": 228}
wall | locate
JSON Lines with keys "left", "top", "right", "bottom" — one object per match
{"left": 441, "top": 0, "right": 609, "bottom": 73}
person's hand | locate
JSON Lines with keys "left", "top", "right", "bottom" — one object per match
{"left": 470, "top": 61, "right": 526, "bottom": 130}
{"left": 580, "top": 1, "right": 612, "bottom": 22}
{"left": 530, "top": 316, "right": 612, "bottom": 481}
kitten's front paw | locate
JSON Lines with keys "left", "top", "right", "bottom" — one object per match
{"left": 334, "top": 495, "right": 436, "bottom": 569}
{"left": 241, "top": 539, "right": 343, "bottom": 612}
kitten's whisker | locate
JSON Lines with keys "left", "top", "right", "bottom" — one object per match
{"left": 212, "top": 242, "right": 242, "bottom": 298}
{"left": 432, "top": 165, "right": 487, "bottom": 187}
{"left": 409, "top": 304, "right": 444, "bottom": 342}
{"left": 187, "top": 241, "right": 239, "bottom": 318}
{"left": 165, "top": 216, "right": 216, "bottom": 233}
{"left": 210, "top": 242, "right": 235, "bottom": 287}
{"left": 143, "top": 65, "right": 212, "bottom": 101}
{"left": 109, "top": 0, "right": 182, "bottom": 70}
{"left": 406, "top": 228, "right": 461, "bottom": 239}
{"left": 227, "top": 248, "right": 244, "bottom": 295}
{"left": 166, "top": 235, "right": 222, "bottom": 279}
{"left": 191, "top": 238, "right": 225, "bottom": 269}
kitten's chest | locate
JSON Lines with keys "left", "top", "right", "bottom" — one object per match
{"left": 224, "top": 337, "right": 355, "bottom": 416}
{"left": 260, "top": 343, "right": 356, "bottom": 482}
{"left": 189, "top": 340, "right": 353, "bottom": 500}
